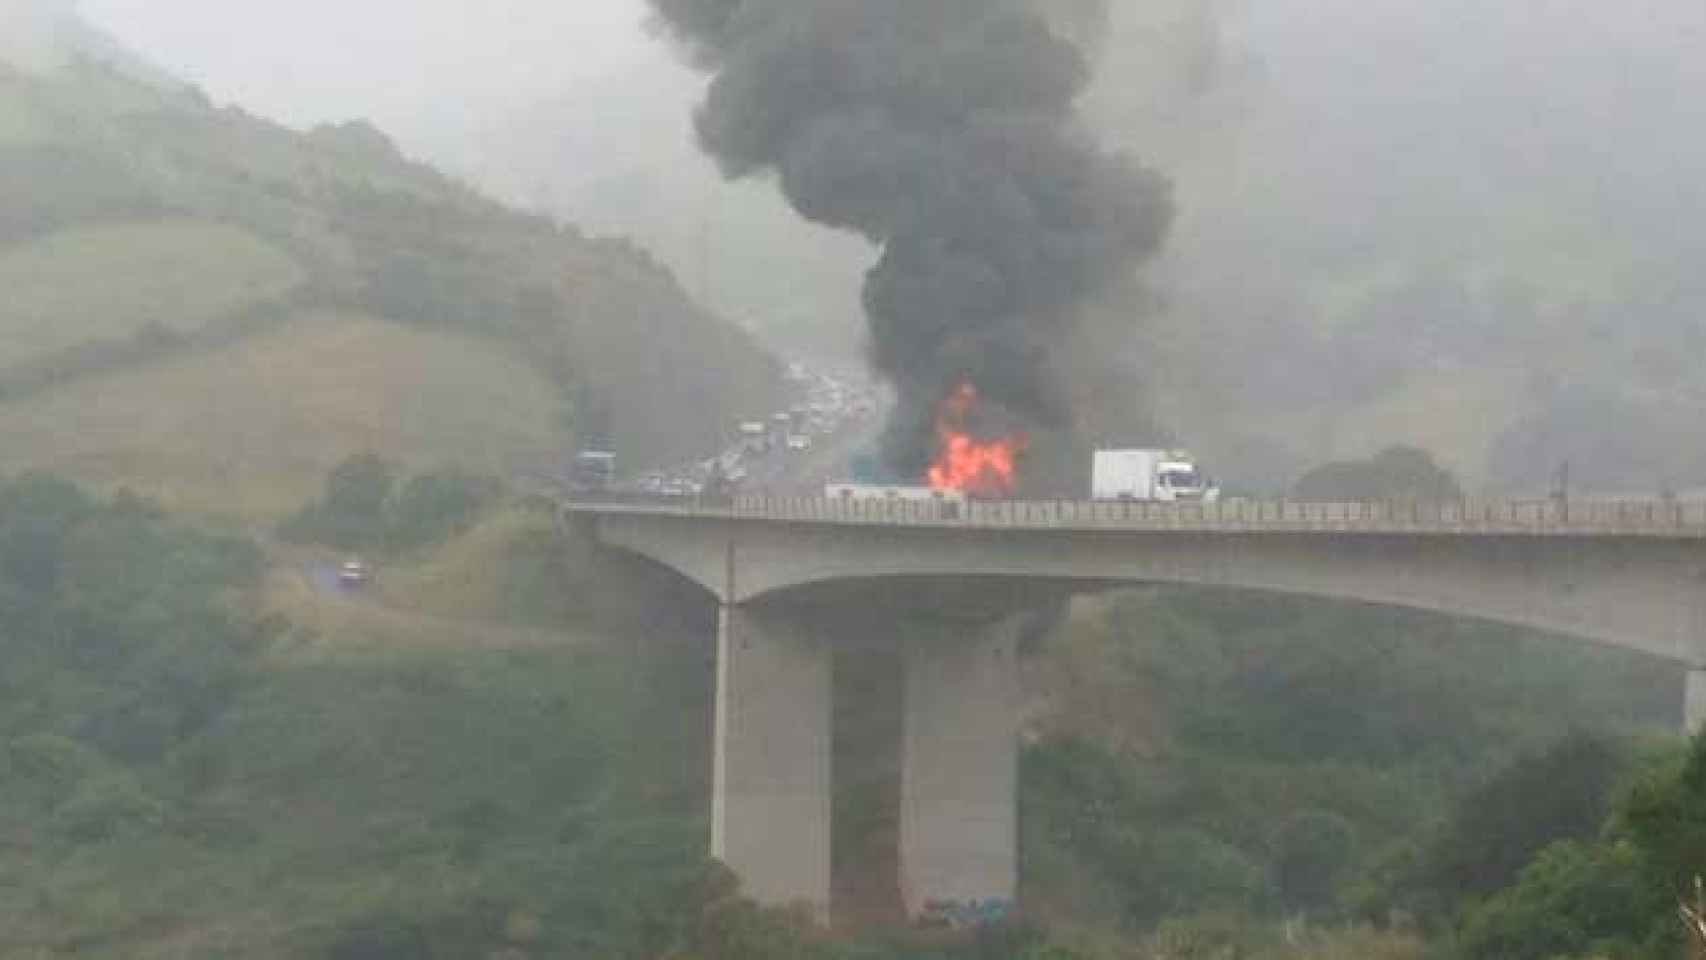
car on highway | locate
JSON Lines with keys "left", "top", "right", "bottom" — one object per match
{"left": 338, "top": 557, "right": 371, "bottom": 587}
{"left": 786, "top": 434, "right": 812, "bottom": 452}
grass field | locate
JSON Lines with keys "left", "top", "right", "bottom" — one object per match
{"left": 371, "top": 506, "right": 563, "bottom": 624}
{"left": 0, "top": 313, "right": 567, "bottom": 521}
{"left": 0, "top": 218, "right": 304, "bottom": 367}
{"left": 257, "top": 553, "right": 582, "bottom": 652}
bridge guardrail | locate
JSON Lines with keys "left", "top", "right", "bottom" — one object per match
{"left": 561, "top": 494, "right": 1706, "bottom": 536}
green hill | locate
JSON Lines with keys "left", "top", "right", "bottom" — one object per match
{"left": 0, "top": 314, "right": 567, "bottom": 520}
{"left": 0, "top": 53, "right": 782, "bottom": 518}
{"left": 0, "top": 218, "right": 303, "bottom": 364}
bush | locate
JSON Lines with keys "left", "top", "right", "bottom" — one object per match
{"left": 1419, "top": 731, "right": 1631, "bottom": 904}
{"left": 1292, "top": 446, "right": 1463, "bottom": 502}
{"left": 1, "top": 734, "right": 106, "bottom": 811}
{"left": 385, "top": 468, "right": 501, "bottom": 551}
{"left": 1456, "top": 840, "right": 1658, "bottom": 960}
{"left": 50, "top": 772, "right": 164, "bottom": 842}
{"left": 280, "top": 453, "right": 396, "bottom": 549}
{"left": 282, "top": 456, "right": 503, "bottom": 553}
{"left": 1618, "top": 733, "right": 1706, "bottom": 902}
{"left": 1271, "top": 810, "right": 1358, "bottom": 915}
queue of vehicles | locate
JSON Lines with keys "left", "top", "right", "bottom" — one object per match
{"left": 568, "top": 364, "right": 877, "bottom": 497}
{"left": 568, "top": 356, "right": 1224, "bottom": 504}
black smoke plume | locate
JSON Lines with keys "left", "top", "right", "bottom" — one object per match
{"left": 647, "top": 0, "right": 1173, "bottom": 476}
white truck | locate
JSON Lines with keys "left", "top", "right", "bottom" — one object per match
{"left": 1091, "top": 449, "right": 1220, "bottom": 502}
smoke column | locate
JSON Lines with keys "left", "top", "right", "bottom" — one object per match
{"left": 647, "top": 0, "right": 1174, "bottom": 475}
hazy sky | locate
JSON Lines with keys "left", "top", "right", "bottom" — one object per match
{"left": 77, "top": 0, "right": 660, "bottom": 127}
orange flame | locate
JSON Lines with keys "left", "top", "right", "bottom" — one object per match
{"left": 925, "top": 381, "right": 1027, "bottom": 497}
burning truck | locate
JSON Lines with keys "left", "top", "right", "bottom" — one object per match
{"left": 649, "top": 1, "right": 1176, "bottom": 512}
{"left": 826, "top": 379, "right": 1026, "bottom": 501}
{"left": 826, "top": 379, "right": 1218, "bottom": 504}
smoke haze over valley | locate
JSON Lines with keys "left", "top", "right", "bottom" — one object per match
{"left": 37, "top": 0, "right": 1706, "bottom": 492}
{"left": 174, "top": 0, "right": 1696, "bottom": 496}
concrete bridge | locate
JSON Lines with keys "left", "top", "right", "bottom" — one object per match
{"left": 565, "top": 495, "right": 1706, "bottom": 924}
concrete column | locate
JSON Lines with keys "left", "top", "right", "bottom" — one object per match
{"left": 712, "top": 604, "right": 832, "bottom": 920}
{"left": 898, "top": 618, "right": 1020, "bottom": 922}
{"left": 1687, "top": 667, "right": 1706, "bottom": 736}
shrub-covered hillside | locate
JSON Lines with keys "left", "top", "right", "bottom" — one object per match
{"left": 0, "top": 51, "right": 781, "bottom": 518}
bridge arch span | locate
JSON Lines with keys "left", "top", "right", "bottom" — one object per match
{"left": 569, "top": 501, "right": 1706, "bottom": 922}
{"left": 585, "top": 510, "right": 1706, "bottom": 667}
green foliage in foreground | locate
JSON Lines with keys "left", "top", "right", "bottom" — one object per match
{"left": 0, "top": 474, "right": 1094, "bottom": 958}
{"left": 1020, "top": 588, "right": 1676, "bottom": 940}
{"left": 279, "top": 453, "right": 502, "bottom": 553}
{"left": 0, "top": 473, "right": 711, "bottom": 956}
{"left": 3, "top": 473, "right": 1699, "bottom": 958}
{"left": 1440, "top": 731, "right": 1706, "bottom": 960}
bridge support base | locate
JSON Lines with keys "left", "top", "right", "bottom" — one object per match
{"left": 1687, "top": 668, "right": 1706, "bottom": 737}
{"left": 712, "top": 605, "right": 832, "bottom": 921}
{"left": 898, "top": 618, "right": 1020, "bottom": 923}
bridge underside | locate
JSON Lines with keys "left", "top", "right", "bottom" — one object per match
{"left": 593, "top": 512, "right": 1706, "bottom": 668}
{"left": 581, "top": 509, "right": 1706, "bottom": 923}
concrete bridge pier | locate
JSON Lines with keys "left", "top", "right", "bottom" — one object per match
{"left": 712, "top": 604, "right": 832, "bottom": 921}
{"left": 1688, "top": 667, "right": 1706, "bottom": 736}
{"left": 899, "top": 616, "right": 1021, "bottom": 921}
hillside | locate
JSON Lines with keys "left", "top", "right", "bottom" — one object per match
{"left": 0, "top": 314, "right": 566, "bottom": 519}
{"left": 0, "top": 49, "right": 782, "bottom": 519}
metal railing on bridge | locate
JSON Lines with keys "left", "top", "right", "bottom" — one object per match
{"left": 562, "top": 493, "right": 1706, "bottom": 537}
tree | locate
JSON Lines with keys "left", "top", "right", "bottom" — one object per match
{"left": 1619, "top": 734, "right": 1706, "bottom": 903}
{"left": 386, "top": 468, "right": 500, "bottom": 550}
{"left": 1421, "top": 731, "right": 1630, "bottom": 903}
{"left": 0, "top": 472, "right": 92, "bottom": 593}
{"left": 1292, "top": 446, "right": 1463, "bottom": 501}
{"left": 280, "top": 453, "right": 396, "bottom": 549}
{"left": 1456, "top": 840, "right": 1656, "bottom": 960}
{"left": 1271, "top": 809, "right": 1358, "bottom": 915}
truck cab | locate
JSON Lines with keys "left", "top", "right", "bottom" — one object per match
{"left": 1156, "top": 458, "right": 1218, "bottom": 502}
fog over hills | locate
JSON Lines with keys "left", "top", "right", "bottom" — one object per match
{"left": 0, "top": 0, "right": 174, "bottom": 80}
{"left": 56, "top": 0, "right": 1706, "bottom": 493}
{"left": 394, "top": 0, "right": 1706, "bottom": 494}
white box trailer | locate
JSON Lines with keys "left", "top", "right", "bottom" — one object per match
{"left": 1092, "top": 449, "right": 1219, "bottom": 502}
{"left": 1092, "top": 449, "right": 1163, "bottom": 500}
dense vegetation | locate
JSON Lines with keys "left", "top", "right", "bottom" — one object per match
{"left": 1013, "top": 589, "right": 1678, "bottom": 951}
{"left": 0, "top": 472, "right": 715, "bottom": 958}
{"left": 0, "top": 469, "right": 1698, "bottom": 957}
{"left": 279, "top": 453, "right": 502, "bottom": 553}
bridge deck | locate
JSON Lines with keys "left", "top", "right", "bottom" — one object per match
{"left": 563, "top": 496, "right": 1706, "bottom": 538}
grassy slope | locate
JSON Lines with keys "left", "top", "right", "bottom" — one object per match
{"left": 0, "top": 218, "right": 303, "bottom": 365}
{"left": 0, "top": 56, "right": 783, "bottom": 518}
{"left": 0, "top": 314, "right": 566, "bottom": 520}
